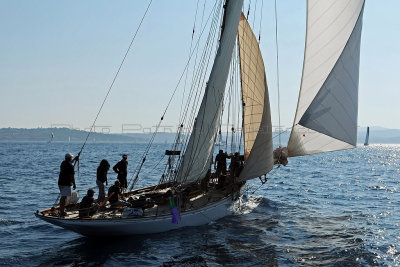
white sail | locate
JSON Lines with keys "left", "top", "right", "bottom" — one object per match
{"left": 177, "top": 0, "right": 244, "bottom": 184}
{"left": 237, "top": 14, "right": 273, "bottom": 181}
{"left": 288, "top": 0, "right": 365, "bottom": 157}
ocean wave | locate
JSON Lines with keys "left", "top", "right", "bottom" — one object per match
{"left": 0, "top": 218, "right": 23, "bottom": 225}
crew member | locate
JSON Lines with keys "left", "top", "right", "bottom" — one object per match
{"left": 79, "top": 189, "right": 98, "bottom": 218}
{"left": 96, "top": 159, "right": 110, "bottom": 202}
{"left": 230, "top": 152, "right": 241, "bottom": 178}
{"left": 113, "top": 154, "right": 128, "bottom": 192}
{"left": 214, "top": 150, "right": 229, "bottom": 177}
{"left": 108, "top": 180, "right": 128, "bottom": 207}
{"left": 58, "top": 153, "right": 77, "bottom": 217}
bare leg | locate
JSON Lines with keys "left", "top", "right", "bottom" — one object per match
{"left": 60, "top": 196, "right": 66, "bottom": 214}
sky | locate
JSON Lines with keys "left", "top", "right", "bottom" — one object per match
{"left": 0, "top": 0, "right": 399, "bottom": 134}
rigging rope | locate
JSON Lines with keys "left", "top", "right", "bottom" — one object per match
{"left": 246, "top": 0, "right": 251, "bottom": 19}
{"left": 274, "top": 0, "right": 282, "bottom": 147}
{"left": 75, "top": 0, "right": 153, "bottom": 159}
{"left": 252, "top": 0, "right": 258, "bottom": 30}
{"left": 235, "top": 45, "right": 241, "bottom": 152}
{"left": 248, "top": 166, "right": 279, "bottom": 195}
{"left": 128, "top": 0, "right": 222, "bottom": 189}
{"left": 258, "top": 0, "right": 264, "bottom": 43}
{"left": 170, "top": 2, "right": 223, "bottom": 184}
{"left": 179, "top": 0, "right": 201, "bottom": 122}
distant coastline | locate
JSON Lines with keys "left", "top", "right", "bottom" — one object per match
{"left": 0, "top": 127, "right": 176, "bottom": 143}
{"left": 0, "top": 126, "right": 399, "bottom": 144}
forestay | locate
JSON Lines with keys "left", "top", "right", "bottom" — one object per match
{"left": 177, "top": 0, "right": 244, "bottom": 184}
{"left": 238, "top": 13, "right": 273, "bottom": 181}
{"left": 288, "top": 0, "right": 365, "bottom": 157}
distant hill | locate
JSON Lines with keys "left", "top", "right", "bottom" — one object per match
{"left": 0, "top": 126, "right": 399, "bottom": 144}
{"left": 0, "top": 128, "right": 175, "bottom": 143}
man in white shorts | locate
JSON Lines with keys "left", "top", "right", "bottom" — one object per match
{"left": 58, "top": 153, "right": 77, "bottom": 216}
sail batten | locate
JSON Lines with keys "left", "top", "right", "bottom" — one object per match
{"left": 177, "top": 0, "right": 244, "bottom": 184}
{"left": 238, "top": 14, "right": 273, "bottom": 181}
{"left": 288, "top": 0, "right": 365, "bottom": 157}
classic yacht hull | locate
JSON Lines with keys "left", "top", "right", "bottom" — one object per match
{"left": 35, "top": 196, "right": 234, "bottom": 237}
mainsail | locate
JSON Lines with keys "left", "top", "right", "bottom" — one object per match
{"left": 177, "top": 0, "right": 244, "bottom": 184}
{"left": 237, "top": 14, "right": 273, "bottom": 181}
{"left": 288, "top": 0, "right": 365, "bottom": 157}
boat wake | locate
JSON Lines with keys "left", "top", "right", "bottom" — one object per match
{"left": 232, "top": 194, "right": 264, "bottom": 215}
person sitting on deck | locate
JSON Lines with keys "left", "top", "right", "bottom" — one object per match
{"left": 108, "top": 180, "right": 128, "bottom": 208}
{"left": 214, "top": 150, "right": 229, "bottom": 177}
{"left": 113, "top": 154, "right": 128, "bottom": 193}
{"left": 79, "top": 189, "right": 98, "bottom": 218}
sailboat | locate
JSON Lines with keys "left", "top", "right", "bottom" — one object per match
{"left": 35, "top": 0, "right": 365, "bottom": 237}
{"left": 364, "top": 126, "right": 370, "bottom": 146}
{"left": 47, "top": 131, "right": 54, "bottom": 143}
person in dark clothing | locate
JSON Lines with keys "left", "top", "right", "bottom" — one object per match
{"left": 58, "top": 153, "right": 77, "bottom": 217}
{"left": 113, "top": 154, "right": 128, "bottom": 192}
{"left": 230, "top": 152, "right": 242, "bottom": 178}
{"left": 96, "top": 159, "right": 110, "bottom": 202}
{"left": 108, "top": 180, "right": 128, "bottom": 207}
{"left": 79, "top": 189, "right": 98, "bottom": 218}
{"left": 214, "top": 150, "right": 229, "bottom": 177}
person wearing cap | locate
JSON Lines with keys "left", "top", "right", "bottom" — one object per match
{"left": 79, "top": 189, "right": 98, "bottom": 218}
{"left": 58, "top": 153, "right": 77, "bottom": 217}
{"left": 113, "top": 154, "right": 128, "bottom": 192}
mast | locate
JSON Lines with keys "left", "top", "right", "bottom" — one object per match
{"left": 176, "top": 0, "right": 244, "bottom": 185}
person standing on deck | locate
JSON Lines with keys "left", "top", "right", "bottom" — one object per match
{"left": 113, "top": 154, "right": 128, "bottom": 192}
{"left": 96, "top": 159, "right": 110, "bottom": 202}
{"left": 214, "top": 150, "right": 229, "bottom": 177}
{"left": 230, "top": 152, "right": 241, "bottom": 178}
{"left": 58, "top": 153, "right": 77, "bottom": 217}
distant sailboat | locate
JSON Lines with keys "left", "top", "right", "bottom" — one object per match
{"left": 47, "top": 132, "right": 54, "bottom": 143}
{"left": 364, "top": 126, "right": 370, "bottom": 146}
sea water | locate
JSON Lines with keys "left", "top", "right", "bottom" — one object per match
{"left": 0, "top": 142, "right": 399, "bottom": 266}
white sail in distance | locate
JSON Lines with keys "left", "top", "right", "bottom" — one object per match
{"left": 177, "top": 0, "right": 244, "bottom": 184}
{"left": 237, "top": 14, "right": 273, "bottom": 181}
{"left": 364, "top": 126, "right": 369, "bottom": 146}
{"left": 288, "top": 0, "right": 365, "bottom": 157}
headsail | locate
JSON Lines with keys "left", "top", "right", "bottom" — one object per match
{"left": 237, "top": 14, "right": 273, "bottom": 181}
{"left": 177, "top": 0, "right": 244, "bottom": 184}
{"left": 288, "top": 0, "right": 365, "bottom": 157}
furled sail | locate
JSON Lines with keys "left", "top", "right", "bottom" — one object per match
{"left": 288, "top": 0, "right": 365, "bottom": 157}
{"left": 237, "top": 13, "right": 273, "bottom": 181}
{"left": 177, "top": 0, "right": 244, "bottom": 184}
